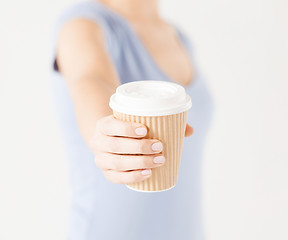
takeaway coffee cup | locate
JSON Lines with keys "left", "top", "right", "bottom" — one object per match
{"left": 109, "top": 80, "right": 192, "bottom": 192}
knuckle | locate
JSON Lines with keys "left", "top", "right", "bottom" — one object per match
{"left": 141, "top": 156, "right": 153, "bottom": 167}
{"left": 105, "top": 115, "right": 115, "bottom": 126}
{"left": 91, "top": 137, "right": 101, "bottom": 150}
{"left": 103, "top": 171, "right": 119, "bottom": 184}
{"left": 93, "top": 135, "right": 107, "bottom": 152}
{"left": 136, "top": 140, "right": 146, "bottom": 153}
{"left": 102, "top": 170, "right": 109, "bottom": 179}
{"left": 94, "top": 153, "right": 105, "bottom": 169}
{"left": 122, "top": 123, "right": 132, "bottom": 136}
{"left": 108, "top": 137, "right": 120, "bottom": 153}
{"left": 110, "top": 157, "right": 120, "bottom": 170}
{"left": 95, "top": 118, "right": 104, "bottom": 132}
{"left": 95, "top": 152, "right": 120, "bottom": 171}
{"left": 103, "top": 172, "right": 113, "bottom": 183}
{"left": 96, "top": 115, "right": 113, "bottom": 134}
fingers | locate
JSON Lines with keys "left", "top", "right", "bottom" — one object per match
{"left": 103, "top": 168, "right": 152, "bottom": 184}
{"left": 96, "top": 115, "right": 148, "bottom": 138}
{"left": 93, "top": 133, "right": 163, "bottom": 154}
{"left": 94, "top": 152, "right": 165, "bottom": 171}
{"left": 92, "top": 115, "right": 193, "bottom": 185}
{"left": 185, "top": 123, "right": 194, "bottom": 137}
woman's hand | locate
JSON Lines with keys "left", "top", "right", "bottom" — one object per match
{"left": 185, "top": 123, "right": 194, "bottom": 137}
{"left": 90, "top": 115, "right": 193, "bottom": 185}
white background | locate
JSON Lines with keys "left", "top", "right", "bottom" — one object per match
{"left": 0, "top": 0, "right": 287, "bottom": 239}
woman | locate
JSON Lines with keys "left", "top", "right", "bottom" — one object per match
{"left": 52, "top": 0, "right": 213, "bottom": 239}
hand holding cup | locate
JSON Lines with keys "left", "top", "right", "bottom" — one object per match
{"left": 90, "top": 115, "right": 193, "bottom": 185}
{"left": 90, "top": 115, "right": 165, "bottom": 184}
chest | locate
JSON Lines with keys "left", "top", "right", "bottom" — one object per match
{"left": 132, "top": 25, "right": 194, "bottom": 86}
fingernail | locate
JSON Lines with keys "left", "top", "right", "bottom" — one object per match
{"left": 152, "top": 142, "right": 163, "bottom": 152}
{"left": 153, "top": 156, "right": 165, "bottom": 164}
{"left": 141, "top": 169, "right": 152, "bottom": 176}
{"left": 135, "top": 127, "right": 147, "bottom": 136}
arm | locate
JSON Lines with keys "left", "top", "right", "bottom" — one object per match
{"left": 57, "top": 18, "right": 120, "bottom": 143}
{"left": 56, "top": 18, "right": 193, "bottom": 184}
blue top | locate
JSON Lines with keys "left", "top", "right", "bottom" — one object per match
{"left": 51, "top": 1, "right": 213, "bottom": 239}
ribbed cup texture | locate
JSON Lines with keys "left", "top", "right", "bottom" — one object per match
{"left": 113, "top": 111, "right": 188, "bottom": 192}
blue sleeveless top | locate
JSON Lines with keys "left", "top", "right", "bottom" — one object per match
{"left": 51, "top": 1, "right": 213, "bottom": 239}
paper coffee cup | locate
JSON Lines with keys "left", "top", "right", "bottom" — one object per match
{"left": 109, "top": 80, "right": 192, "bottom": 192}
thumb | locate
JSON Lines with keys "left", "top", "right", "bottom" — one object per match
{"left": 184, "top": 123, "right": 194, "bottom": 137}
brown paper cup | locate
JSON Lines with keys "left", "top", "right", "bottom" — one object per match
{"left": 113, "top": 110, "right": 188, "bottom": 192}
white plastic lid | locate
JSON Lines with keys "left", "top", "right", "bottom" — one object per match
{"left": 109, "top": 80, "right": 192, "bottom": 116}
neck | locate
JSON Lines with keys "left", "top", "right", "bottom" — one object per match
{"left": 98, "top": 0, "right": 160, "bottom": 22}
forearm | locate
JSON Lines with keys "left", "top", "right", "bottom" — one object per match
{"left": 56, "top": 19, "right": 122, "bottom": 146}
{"left": 69, "top": 76, "right": 119, "bottom": 146}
